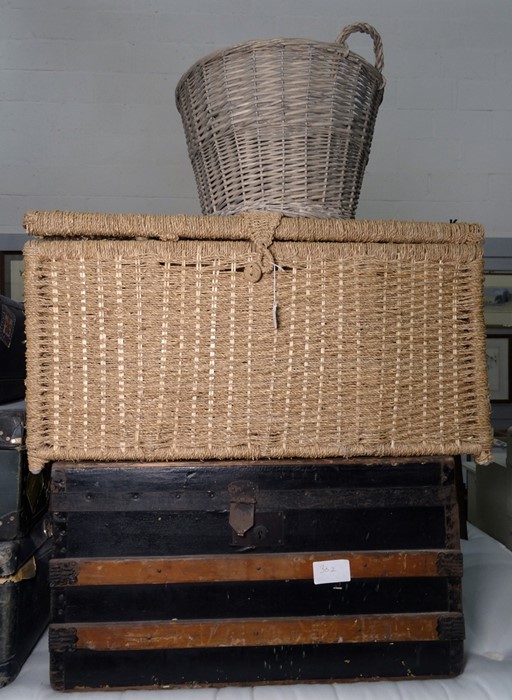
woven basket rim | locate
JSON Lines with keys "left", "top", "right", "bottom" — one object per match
{"left": 175, "top": 36, "right": 385, "bottom": 99}
{"left": 23, "top": 211, "right": 485, "bottom": 246}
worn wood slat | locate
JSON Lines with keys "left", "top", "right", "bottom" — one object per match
{"left": 49, "top": 612, "right": 464, "bottom": 651}
{"left": 444, "top": 501, "right": 462, "bottom": 550}
{"left": 51, "top": 457, "right": 454, "bottom": 472}
{"left": 50, "top": 549, "right": 463, "bottom": 587}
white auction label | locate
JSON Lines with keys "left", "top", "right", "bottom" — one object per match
{"left": 313, "top": 559, "right": 351, "bottom": 585}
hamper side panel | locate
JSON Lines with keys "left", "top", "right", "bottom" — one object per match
{"left": 23, "top": 244, "right": 48, "bottom": 474}
{"left": 23, "top": 231, "right": 492, "bottom": 467}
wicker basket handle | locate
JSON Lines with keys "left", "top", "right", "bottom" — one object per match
{"left": 336, "top": 22, "right": 384, "bottom": 74}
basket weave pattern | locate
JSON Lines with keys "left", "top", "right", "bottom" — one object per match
{"left": 23, "top": 212, "right": 492, "bottom": 473}
{"left": 175, "top": 23, "right": 385, "bottom": 219}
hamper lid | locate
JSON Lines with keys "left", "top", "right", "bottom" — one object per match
{"left": 23, "top": 210, "right": 484, "bottom": 246}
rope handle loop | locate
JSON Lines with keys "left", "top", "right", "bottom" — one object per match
{"left": 336, "top": 22, "right": 384, "bottom": 74}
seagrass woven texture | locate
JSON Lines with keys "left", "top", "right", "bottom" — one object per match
{"left": 175, "top": 23, "right": 385, "bottom": 219}
{"left": 23, "top": 211, "right": 492, "bottom": 473}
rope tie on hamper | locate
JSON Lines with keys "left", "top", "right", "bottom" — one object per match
{"left": 242, "top": 212, "right": 284, "bottom": 283}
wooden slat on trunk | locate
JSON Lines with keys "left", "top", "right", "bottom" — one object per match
{"left": 50, "top": 612, "right": 464, "bottom": 652}
{"left": 50, "top": 549, "right": 463, "bottom": 587}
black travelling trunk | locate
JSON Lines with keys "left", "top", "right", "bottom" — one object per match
{"left": 0, "top": 514, "right": 52, "bottom": 687}
{"left": 0, "top": 401, "right": 50, "bottom": 541}
{"left": 48, "top": 456, "right": 464, "bottom": 690}
{"left": 0, "top": 295, "right": 26, "bottom": 405}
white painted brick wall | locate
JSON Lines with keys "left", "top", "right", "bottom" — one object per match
{"left": 1, "top": 0, "right": 511, "bottom": 240}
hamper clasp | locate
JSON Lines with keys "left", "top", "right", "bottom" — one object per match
{"left": 243, "top": 212, "right": 283, "bottom": 282}
{"left": 228, "top": 480, "right": 258, "bottom": 536}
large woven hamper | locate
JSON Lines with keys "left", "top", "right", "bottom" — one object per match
{"left": 23, "top": 211, "right": 492, "bottom": 474}
{"left": 175, "top": 22, "right": 385, "bottom": 219}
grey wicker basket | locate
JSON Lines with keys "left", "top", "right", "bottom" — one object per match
{"left": 175, "top": 22, "right": 385, "bottom": 219}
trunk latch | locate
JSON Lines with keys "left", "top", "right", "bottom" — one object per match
{"left": 228, "top": 480, "right": 257, "bottom": 536}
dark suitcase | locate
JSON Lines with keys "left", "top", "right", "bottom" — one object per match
{"left": 49, "top": 456, "right": 464, "bottom": 690}
{"left": 0, "top": 401, "right": 50, "bottom": 541}
{"left": 0, "top": 295, "right": 26, "bottom": 405}
{"left": 0, "top": 514, "right": 52, "bottom": 687}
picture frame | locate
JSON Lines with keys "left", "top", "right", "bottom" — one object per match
{"left": 483, "top": 272, "right": 512, "bottom": 327}
{"left": 486, "top": 334, "right": 512, "bottom": 402}
{"left": 0, "top": 251, "right": 24, "bottom": 302}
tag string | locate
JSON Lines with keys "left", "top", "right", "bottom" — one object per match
{"left": 272, "top": 264, "right": 285, "bottom": 330}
